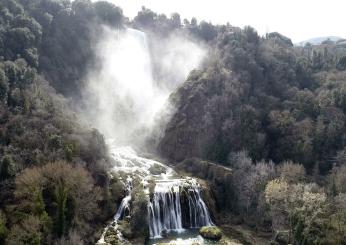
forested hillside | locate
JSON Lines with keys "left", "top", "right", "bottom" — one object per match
{"left": 156, "top": 17, "right": 346, "bottom": 245}
{"left": 160, "top": 29, "right": 346, "bottom": 172}
{"left": 0, "top": 0, "right": 125, "bottom": 244}
{"left": 1, "top": 0, "right": 346, "bottom": 244}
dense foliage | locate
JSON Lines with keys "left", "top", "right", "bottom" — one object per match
{"left": 0, "top": 0, "right": 125, "bottom": 244}
{"left": 160, "top": 26, "right": 346, "bottom": 175}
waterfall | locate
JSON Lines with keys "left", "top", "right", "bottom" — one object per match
{"left": 148, "top": 179, "right": 214, "bottom": 238}
{"left": 187, "top": 186, "right": 214, "bottom": 228}
{"left": 149, "top": 180, "right": 183, "bottom": 238}
{"left": 96, "top": 176, "right": 133, "bottom": 245}
{"left": 86, "top": 26, "right": 211, "bottom": 243}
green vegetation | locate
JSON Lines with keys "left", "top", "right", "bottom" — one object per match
{"left": 0, "top": 0, "right": 125, "bottom": 243}
{"left": 5, "top": 161, "right": 103, "bottom": 244}
{"left": 130, "top": 184, "right": 148, "bottom": 237}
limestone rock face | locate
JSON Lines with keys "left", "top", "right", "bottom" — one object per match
{"left": 158, "top": 73, "right": 216, "bottom": 162}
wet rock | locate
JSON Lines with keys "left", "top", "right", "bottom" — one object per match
{"left": 199, "top": 226, "right": 223, "bottom": 240}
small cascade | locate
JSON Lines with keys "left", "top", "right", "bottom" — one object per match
{"left": 96, "top": 176, "right": 133, "bottom": 245}
{"left": 148, "top": 180, "right": 183, "bottom": 238}
{"left": 187, "top": 185, "right": 214, "bottom": 228}
{"left": 114, "top": 176, "right": 133, "bottom": 221}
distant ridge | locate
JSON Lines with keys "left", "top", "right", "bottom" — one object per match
{"left": 297, "top": 36, "right": 344, "bottom": 46}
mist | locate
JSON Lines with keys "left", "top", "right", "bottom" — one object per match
{"left": 81, "top": 26, "right": 206, "bottom": 148}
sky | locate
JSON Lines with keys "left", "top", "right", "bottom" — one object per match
{"left": 97, "top": 0, "right": 345, "bottom": 43}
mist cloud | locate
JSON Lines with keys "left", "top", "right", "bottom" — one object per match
{"left": 81, "top": 26, "right": 205, "bottom": 148}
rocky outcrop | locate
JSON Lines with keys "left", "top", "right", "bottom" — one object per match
{"left": 158, "top": 71, "right": 222, "bottom": 162}
{"left": 175, "top": 158, "right": 233, "bottom": 212}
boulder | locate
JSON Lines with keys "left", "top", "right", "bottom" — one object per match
{"left": 199, "top": 226, "right": 223, "bottom": 240}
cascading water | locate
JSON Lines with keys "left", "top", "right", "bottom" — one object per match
{"left": 187, "top": 183, "right": 214, "bottom": 228}
{"left": 148, "top": 180, "right": 183, "bottom": 238}
{"left": 84, "top": 26, "right": 212, "bottom": 244}
{"left": 113, "top": 176, "right": 132, "bottom": 221}
{"left": 97, "top": 176, "right": 133, "bottom": 244}
{"left": 148, "top": 179, "right": 214, "bottom": 238}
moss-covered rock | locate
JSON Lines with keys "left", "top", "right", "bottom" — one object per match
{"left": 130, "top": 185, "right": 148, "bottom": 237}
{"left": 148, "top": 163, "right": 167, "bottom": 175}
{"left": 199, "top": 226, "right": 223, "bottom": 240}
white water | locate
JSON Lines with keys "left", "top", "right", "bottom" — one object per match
{"left": 148, "top": 178, "right": 214, "bottom": 238}
{"left": 187, "top": 184, "right": 214, "bottom": 228}
{"left": 148, "top": 180, "right": 183, "bottom": 238}
{"left": 85, "top": 27, "right": 212, "bottom": 244}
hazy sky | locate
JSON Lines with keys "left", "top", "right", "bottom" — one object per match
{"left": 99, "top": 0, "right": 345, "bottom": 43}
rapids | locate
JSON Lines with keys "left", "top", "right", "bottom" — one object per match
{"left": 97, "top": 140, "right": 214, "bottom": 244}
